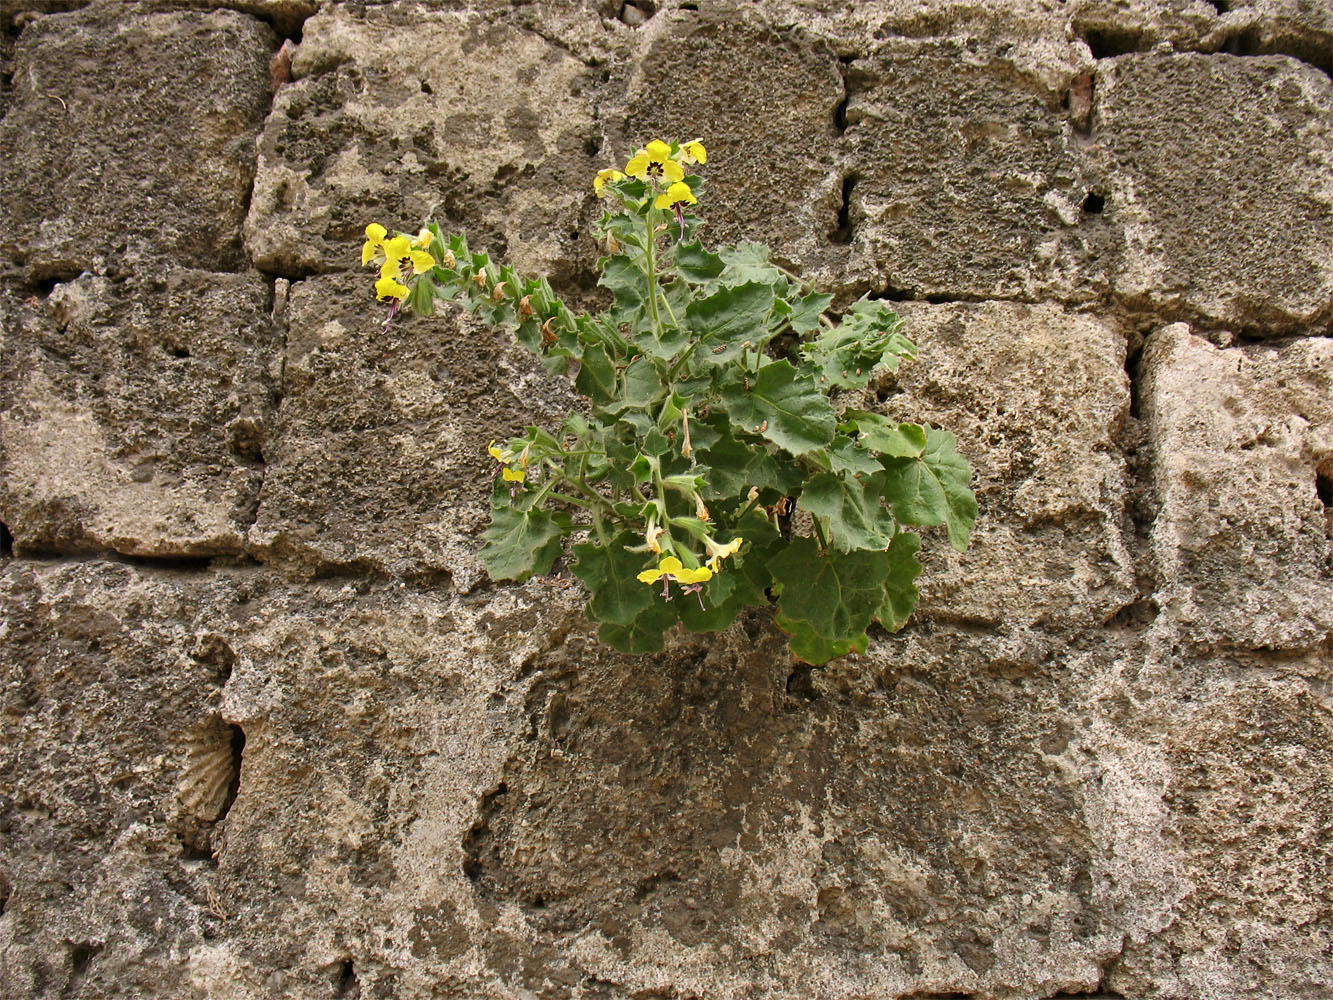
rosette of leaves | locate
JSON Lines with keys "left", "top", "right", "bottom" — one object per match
{"left": 361, "top": 139, "right": 976, "bottom": 664}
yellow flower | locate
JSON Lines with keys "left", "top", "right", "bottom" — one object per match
{"left": 593, "top": 168, "right": 625, "bottom": 195}
{"left": 379, "top": 235, "right": 435, "bottom": 284}
{"left": 626, "top": 140, "right": 684, "bottom": 184}
{"left": 636, "top": 556, "right": 713, "bottom": 586}
{"left": 654, "top": 180, "right": 697, "bottom": 211}
{"left": 488, "top": 440, "right": 528, "bottom": 482}
{"left": 412, "top": 227, "right": 434, "bottom": 250}
{"left": 703, "top": 536, "right": 743, "bottom": 573}
{"left": 361, "top": 222, "right": 389, "bottom": 266}
{"left": 679, "top": 139, "right": 706, "bottom": 165}
{"left": 375, "top": 273, "right": 409, "bottom": 303}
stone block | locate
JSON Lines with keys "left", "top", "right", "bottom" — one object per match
{"left": 1108, "top": 669, "right": 1333, "bottom": 999}
{"left": 244, "top": 4, "right": 601, "bottom": 286}
{"left": 0, "top": 560, "right": 240, "bottom": 999}
{"left": 0, "top": 4, "right": 274, "bottom": 277}
{"left": 837, "top": 34, "right": 1105, "bottom": 303}
{"left": 614, "top": 8, "right": 845, "bottom": 271}
{"left": 1095, "top": 52, "right": 1333, "bottom": 332}
{"left": 0, "top": 270, "right": 280, "bottom": 557}
{"left": 881, "top": 301, "right": 1135, "bottom": 629}
{"left": 248, "top": 274, "right": 577, "bottom": 587}
{"left": 1141, "top": 322, "right": 1333, "bottom": 649}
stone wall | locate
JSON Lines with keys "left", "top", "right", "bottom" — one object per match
{"left": 1, "top": 1, "right": 1330, "bottom": 998}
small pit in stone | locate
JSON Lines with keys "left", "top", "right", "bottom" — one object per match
{"left": 829, "top": 174, "right": 859, "bottom": 245}
{"left": 618, "top": 1, "right": 655, "bottom": 26}
{"left": 335, "top": 958, "right": 359, "bottom": 998}
{"left": 1316, "top": 471, "right": 1332, "bottom": 507}
{"left": 1, "top": 521, "right": 12, "bottom": 557}
{"left": 1081, "top": 192, "right": 1105, "bottom": 214}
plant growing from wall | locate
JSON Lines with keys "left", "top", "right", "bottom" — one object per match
{"left": 360, "top": 139, "right": 976, "bottom": 664}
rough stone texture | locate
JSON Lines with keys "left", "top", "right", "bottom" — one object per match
{"left": 614, "top": 9, "right": 846, "bottom": 276}
{"left": 0, "top": 270, "right": 280, "bottom": 557}
{"left": 838, "top": 34, "right": 1107, "bottom": 304}
{"left": 0, "top": 560, "right": 241, "bottom": 1000}
{"left": 2, "top": 1, "right": 1333, "bottom": 998}
{"left": 1141, "top": 323, "right": 1333, "bottom": 651}
{"left": 1095, "top": 52, "right": 1333, "bottom": 332}
{"left": 878, "top": 301, "right": 1135, "bottom": 630}
{"left": 248, "top": 273, "right": 577, "bottom": 587}
{"left": 0, "top": 3, "right": 274, "bottom": 278}
{"left": 244, "top": 4, "right": 603, "bottom": 288}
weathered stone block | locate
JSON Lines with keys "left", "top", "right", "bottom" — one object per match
{"left": 0, "top": 271, "right": 280, "bottom": 557}
{"left": 0, "top": 560, "right": 239, "bottom": 999}
{"left": 1095, "top": 52, "right": 1333, "bottom": 332}
{"left": 1106, "top": 665, "right": 1333, "bottom": 1000}
{"left": 615, "top": 9, "right": 845, "bottom": 271}
{"left": 837, "top": 34, "right": 1105, "bottom": 303}
{"left": 0, "top": 4, "right": 274, "bottom": 277}
{"left": 1141, "top": 322, "right": 1333, "bottom": 650}
{"left": 882, "top": 301, "right": 1135, "bottom": 629}
{"left": 244, "top": 4, "right": 601, "bottom": 286}
{"left": 249, "top": 274, "right": 577, "bottom": 586}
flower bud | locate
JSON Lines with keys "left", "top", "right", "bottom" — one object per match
{"left": 519, "top": 295, "right": 534, "bottom": 318}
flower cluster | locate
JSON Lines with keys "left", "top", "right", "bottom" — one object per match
{"left": 594, "top": 138, "right": 705, "bottom": 222}
{"left": 361, "top": 223, "right": 435, "bottom": 305}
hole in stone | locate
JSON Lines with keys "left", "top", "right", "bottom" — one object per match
{"left": 1081, "top": 28, "right": 1146, "bottom": 59}
{"left": 420, "top": 80, "right": 432, "bottom": 95}
{"left": 786, "top": 665, "right": 820, "bottom": 702}
{"left": 1205, "top": 0, "right": 1228, "bottom": 12}
{"left": 223, "top": 724, "right": 245, "bottom": 823}
{"left": 169, "top": 346, "right": 191, "bottom": 359}
{"left": 68, "top": 941, "right": 101, "bottom": 984}
{"left": 1081, "top": 191, "right": 1105, "bottom": 214}
{"left": 0, "top": 521, "right": 11, "bottom": 558}
{"left": 680, "top": 1, "right": 698, "bottom": 9}
{"left": 618, "top": 0, "right": 655, "bottom": 26}
{"left": 1316, "top": 472, "right": 1332, "bottom": 507}
{"left": 0, "top": 872, "right": 10, "bottom": 915}
{"left": 336, "top": 958, "right": 359, "bottom": 998}
{"left": 1125, "top": 342, "right": 1145, "bottom": 420}
{"left": 828, "top": 174, "right": 859, "bottom": 245}
{"left": 583, "top": 135, "right": 601, "bottom": 157}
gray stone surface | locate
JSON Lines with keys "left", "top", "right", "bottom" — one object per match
{"left": 248, "top": 273, "right": 577, "bottom": 587}
{"left": 0, "top": 560, "right": 239, "bottom": 999}
{"left": 879, "top": 301, "right": 1136, "bottom": 630}
{"left": 1141, "top": 322, "right": 1333, "bottom": 651}
{"left": 0, "top": 270, "right": 280, "bottom": 557}
{"left": 244, "top": 3, "right": 604, "bottom": 287}
{"left": 1095, "top": 52, "right": 1333, "bottom": 332}
{"left": 0, "top": 3, "right": 274, "bottom": 278}
{"left": 1, "top": 2, "right": 1332, "bottom": 998}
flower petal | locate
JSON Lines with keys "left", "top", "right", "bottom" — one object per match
{"left": 375, "top": 274, "right": 409, "bottom": 302}
{"left": 409, "top": 249, "right": 436, "bottom": 274}
{"left": 645, "top": 140, "right": 672, "bottom": 161}
{"left": 682, "top": 140, "right": 706, "bottom": 165}
{"left": 594, "top": 168, "right": 625, "bottom": 195}
{"left": 501, "top": 467, "right": 526, "bottom": 482}
{"left": 662, "top": 159, "right": 685, "bottom": 184}
{"left": 637, "top": 567, "right": 664, "bottom": 584}
{"left": 625, "top": 152, "right": 650, "bottom": 180}
{"left": 365, "top": 223, "right": 387, "bottom": 242}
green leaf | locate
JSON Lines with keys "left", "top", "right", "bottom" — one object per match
{"left": 674, "top": 242, "right": 724, "bottom": 282}
{"left": 575, "top": 344, "right": 617, "bottom": 405}
{"left": 687, "top": 281, "right": 776, "bottom": 365}
{"left": 570, "top": 535, "right": 658, "bottom": 625}
{"left": 797, "top": 471, "right": 897, "bottom": 552}
{"left": 785, "top": 291, "right": 833, "bottom": 334}
{"left": 799, "top": 300, "right": 917, "bottom": 389}
{"left": 480, "top": 507, "right": 565, "bottom": 582}
{"left": 880, "top": 426, "right": 977, "bottom": 551}
{"left": 768, "top": 537, "right": 890, "bottom": 642}
{"left": 876, "top": 531, "right": 922, "bottom": 631}
{"left": 828, "top": 435, "right": 884, "bottom": 477}
{"left": 719, "top": 360, "right": 836, "bottom": 457}
{"left": 615, "top": 356, "right": 665, "bottom": 412}
{"left": 776, "top": 613, "right": 868, "bottom": 665}
{"left": 598, "top": 599, "right": 679, "bottom": 654}
{"left": 697, "top": 430, "right": 804, "bottom": 501}
{"left": 842, "top": 411, "right": 927, "bottom": 458}
{"left": 714, "top": 243, "right": 784, "bottom": 286}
